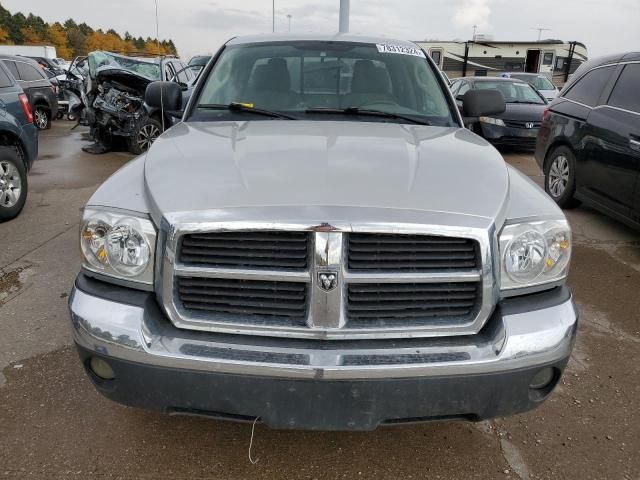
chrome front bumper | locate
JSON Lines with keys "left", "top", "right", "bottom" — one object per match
{"left": 69, "top": 279, "right": 578, "bottom": 381}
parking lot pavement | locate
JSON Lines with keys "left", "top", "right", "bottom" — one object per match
{"left": 1, "top": 124, "right": 638, "bottom": 480}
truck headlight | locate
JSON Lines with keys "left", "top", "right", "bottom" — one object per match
{"left": 80, "top": 208, "right": 156, "bottom": 287}
{"left": 479, "top": 117, "right": 506, "bottom": 127}
{"left": 499, "top": 220, "right": 571, "bottom": 293}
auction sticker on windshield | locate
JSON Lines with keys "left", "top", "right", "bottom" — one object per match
{"left": 376, "top": 43, "right": 426, "bottom": 58}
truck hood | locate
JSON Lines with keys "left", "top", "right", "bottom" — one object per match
{"left": 143, "top": 121, "right": 510, "bottom": 223}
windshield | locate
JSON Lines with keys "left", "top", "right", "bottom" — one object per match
{"left": 88, "top": 51, "right": 161, "bottom": 81}
{"left": 193, "top": 41, "right": 456, "bottom": 126}
{"left": 474, "top": 81, "right": 546, "bottom": 104}
{"left": 511, "top": 74, "right": 555, "bottom": 91}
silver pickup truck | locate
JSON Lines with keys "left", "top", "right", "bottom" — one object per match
{"left": 69, "top": 34, "right": 577, "bottom": 431}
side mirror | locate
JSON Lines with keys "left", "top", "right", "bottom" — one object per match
{"left": 145, "top": 81, "right": 182, "bottom": 111}
{"left": 462, "top": 89, "right": 506, "bottom": 120}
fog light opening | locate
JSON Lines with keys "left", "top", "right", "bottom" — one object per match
{"left": 90, "top": 357, "right": 115, "bottom": 380}
{"left": 529, "top": 367, "right": 555, "bottom": 390}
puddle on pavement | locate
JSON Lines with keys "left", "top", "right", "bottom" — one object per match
{"left": 0, "top": 263, "right": 34, "bottom": 305}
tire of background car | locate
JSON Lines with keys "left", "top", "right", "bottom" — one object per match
{"left": 0, "top": 146, "right": 28, "bottom": 222}
{"left": 544, "top": 145, "right": 580, "bottom": 208}
{"left": 128, "top": 117, "right": 163, "bottom": 155}
{"left": 33, "top": 105, "right": 51, "bottom": 130}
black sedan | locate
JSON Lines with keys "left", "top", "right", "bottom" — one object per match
{"left": 535, "top": 52, "right": 640, "bottom": 229}
{"left": 451, "top": 77, "right": 547, "bottom": 149}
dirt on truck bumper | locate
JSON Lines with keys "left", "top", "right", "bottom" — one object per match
{"left": 69, "top": 274, "right": 578, "bottom": 431}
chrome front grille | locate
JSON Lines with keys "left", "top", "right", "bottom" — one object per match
{"left": 347, "top": 233, "right": 479, "bottom": 272}
{"left": 179, "top": 231, "right": 310, "bottom": 270}
{"left": 176, "top": 277, "right": 308, "bottom": 326}
{"left": 162, "top": 220, "right": 495, "bottom": 340}
{"left": 346, "top": 282, "right": 481, "bottom": 327}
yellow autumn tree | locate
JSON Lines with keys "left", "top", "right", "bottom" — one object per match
{"left": 20, "top": 26, "right": 43, "bottom": 45}
{"left": 143, "top": 39, "right": 162, "bottom": 56}
{"left": 0, "top": 26, "right": 10, "bottom": 44}
{"left": 47, "top": 23, "right": 71, "bottom": 58}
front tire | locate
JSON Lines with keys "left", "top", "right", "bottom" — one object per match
{"left": 128, "top": 117, "right": 163, "bottom": 154}
{"left": 0, "top": 147, "right": 28, "bottom": 222}
{"left": 544, "top": 145, "right": 579, "bottom": 208}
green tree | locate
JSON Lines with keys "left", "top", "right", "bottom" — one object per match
{"left": 8, "top": 12, "right": 26, "bottom": 44}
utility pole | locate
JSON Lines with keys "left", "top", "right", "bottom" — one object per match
{"left": 533, "top": 27, "right": 551, "bottom": 41}
{"left": 272, "top": 0, "right": 275, "bottom": 32}
{"left": 339, "top": 0, "right": 350, "bottom": 33}
{"left": 287, "top": 14, "right": 292, "bottom": 32}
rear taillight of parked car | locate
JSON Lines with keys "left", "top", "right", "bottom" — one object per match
{"left": 543, "top": 107, "right": 551, "bottom": 122}
{"left": 19, "top": 93, "right": 34, "bottom": 124}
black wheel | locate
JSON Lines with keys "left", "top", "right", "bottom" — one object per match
{"left": 34, "top": 106, "right": 50, "bottom": 130}
{"left": 56, "top": 110, "right": 64, "bottom": 120}
{"left": 0, "top": 146, "right": 28, "bottom": 222}
{"left": 544, "top": 145, "right": 580, "bottom": 208}
{"left": 67, "top": 112, "right": 77, "bottom": 122}
{"left": 128, "top": 117, "right": 163, "bottom": 154}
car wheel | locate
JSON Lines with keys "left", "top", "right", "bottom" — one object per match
{"left": 34, "top": 106, "right": 50, "bottom": 130}
{"left": 544, "top": 146, "right": 580, "bottom": 208}
{"left": 129, "top": 118, "right": 163, "bottom": 154}
{"left": 0, "top": 146, "right": 28, "bottom": 222}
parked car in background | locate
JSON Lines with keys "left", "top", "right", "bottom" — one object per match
{"left": 26, "top": 56, "right": 65, "bottom": 76}
{"left": 0, "top": 54, "right": 58, "bottom": 130}
{"left": 188, "top": 55, "right": 211, "bottom": 72}
{"left": 450, "top": 76, "right": 547, "bottom": 149}
{"left": 498, "top": 72, "right": 560, "bottom": 102}
{"left": 0, "top": 61, "right": 38, "bottom": 221}
{"left": 536, "top": 52, "right": 640, "bottom": 229}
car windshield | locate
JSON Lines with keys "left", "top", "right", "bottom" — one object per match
{"left": 88, "top": 51, "right": 161, "bottom": 81}
{"left": 474, "top": 81, "right": 545, "bottom": 104}
{"left": 193, "top": 41, "right": 456, "bottom": 126}
{"left": 512, "top": 74, "right": 555, "bottom": 91}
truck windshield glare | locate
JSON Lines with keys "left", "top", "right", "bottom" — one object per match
{"left": 193, "top": 42, "right": 456, "bottom": 126}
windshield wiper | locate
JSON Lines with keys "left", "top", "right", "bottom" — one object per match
{"left": 305, "top": 107, "right": 431, "bottom": 125}
{"left": 510, "top": 101, "right": 544, "bottom": 105}
{"left": 198, "top": 103, "right": 297, "bottom": 120}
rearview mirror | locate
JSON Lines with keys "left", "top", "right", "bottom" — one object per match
{"left": 462, "top": 89, "right": 506, "bottom": 120}
{"left": 145, "top": 81, "right": 182, "bottom": 111}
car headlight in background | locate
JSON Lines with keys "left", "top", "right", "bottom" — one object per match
{"left": 80, "top": 208, "right": 156, "bottom": 287}
{"left": 499, "top": 220, "right": 571, "bottom": 293}
{"left": 479, "top": 117, "right": 506, "bottom": 127}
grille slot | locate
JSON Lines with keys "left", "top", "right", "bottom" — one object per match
{"left": 176, "top": 277, "right": 308, "bottom": 327}
{"left": 179, "top": 231, "right": 310, "bottom": 270}
{"left": 347, "top": 233, "right": 479, "bottom": 272}
{"left": 346, "top": 282, "right": 481, "bottom": 328}
{"left": 504, "top": 120, "right": 541, "bottom": 129}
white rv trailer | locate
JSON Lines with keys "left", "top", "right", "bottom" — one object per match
{"left": 416, "top": 40, "right": 587, "bottom": 86}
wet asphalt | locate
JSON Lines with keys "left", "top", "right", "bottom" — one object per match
{"left": 0, "top": 121, "right": 638, "bottom": 480}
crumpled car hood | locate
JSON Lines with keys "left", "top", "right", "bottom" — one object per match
{"left": 143, "top": 121, "right": 510, "bottom": 222}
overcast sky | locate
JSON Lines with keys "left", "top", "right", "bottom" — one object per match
{"left": 2, "top": 0, "right": 638, "bottom": 59}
